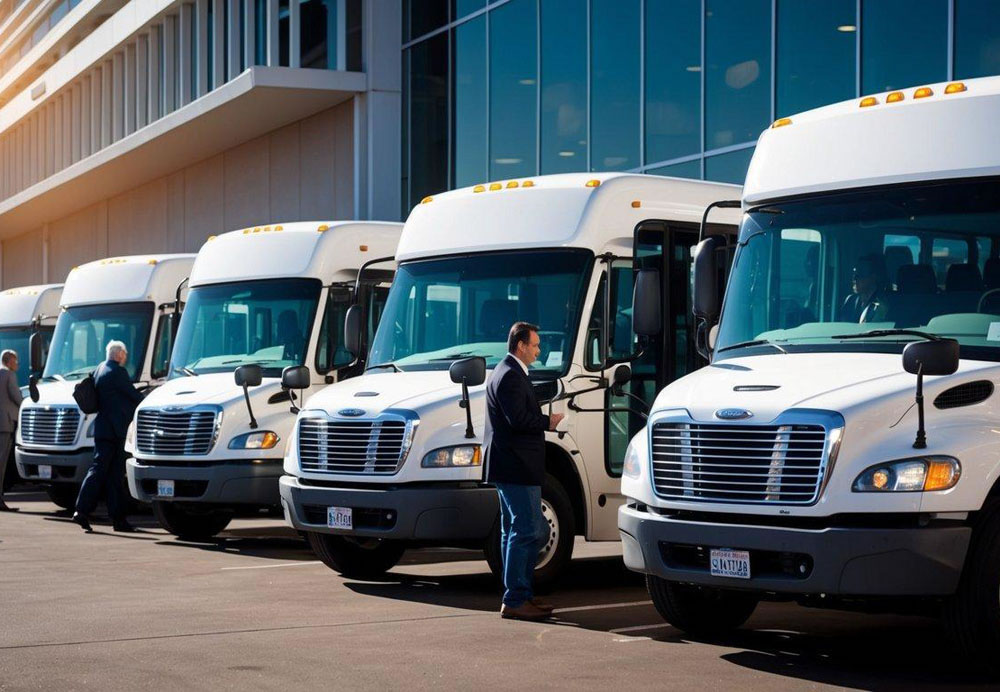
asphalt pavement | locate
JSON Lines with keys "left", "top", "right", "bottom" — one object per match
{"left": 0, "top": 488, "right": 994, "bottom": 691}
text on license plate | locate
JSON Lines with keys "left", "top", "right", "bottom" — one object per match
{"left": 327, "top": 506, "right": 352, "bottom": 530}
{"left": 710, "top": 548, "right": 751, "bottom": 579}
{"left": 157, "top": 480, "right": 175, "bottom": 497}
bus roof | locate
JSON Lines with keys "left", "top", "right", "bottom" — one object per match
{"left": 397, "top": 173, "right": 741, "bottom": 261}
{"left": 0, "top": 284, "right": 62, "bottom": 328}
{"left": 188, "top": 221, "right": 403, "bottom": 287}
{"left": 745, "top": 76, "right": 1000, "bottom": 205}
{"left": 60, "top": 254, "right": 196, "bottom": 307}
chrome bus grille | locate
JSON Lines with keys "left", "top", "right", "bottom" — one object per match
{"left": 650, "top": 422, "right": 829, "bottom": 505}
{"left": 298, "top": 418, "right": 413, "bottom": 474}
{"left": 20, "top": 407, "right": 80, "bottom": 446}
{"left": 135, "top": 409, "right": 220, "bottom": 456}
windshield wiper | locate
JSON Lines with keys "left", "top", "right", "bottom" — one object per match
{"left": 716, "top": 339, "right": 787, "bottom": 354}
{"left": 366, "top": 362, "right": 403, "bottom": 372}
{"left": 427, "top": 352, "right": 482, "bottom": 361}
{"left": 172, "top": 366, "right": 198, "bottom": 377}
{"left": 831, "top": 329, "right": 941, "bottom": 341}
{"left": 220, "top": 359, "right": 274, "bottom": 366}
{"left": 41, "top": 374, "right": 65, "bottom": 382}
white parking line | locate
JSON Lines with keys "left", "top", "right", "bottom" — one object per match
{"left": 220, "top": 561, "right": 322, "bottom": 571}
{"left": 552, "top": 600, "right": 652, "bottom": 614}
{"left": 609, "top": 623, "right": 672, "bottom": 634}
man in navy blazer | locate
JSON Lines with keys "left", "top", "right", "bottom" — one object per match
{"left": 485, "top": 322, "right": 563, "bottom": 621}
{"left": 72, "top": 340, "right": 144, "bottom": 532}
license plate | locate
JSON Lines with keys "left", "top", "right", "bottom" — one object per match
{"left": 327, "top": 506, "right": 352, "bottom": 530}
{"left": 38, "top": 464, "right": 52, "bottom": 480}
{"left": 710, "top": 548, "right": 751, "bottom": 579}
{"left": 157, "top": 480, "right": 175, "bottom": 498}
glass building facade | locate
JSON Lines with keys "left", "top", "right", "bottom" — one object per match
{"left": 402, "top": 0, "right": 1000, "bottom": 211}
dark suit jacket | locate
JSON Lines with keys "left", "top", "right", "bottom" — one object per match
{"left": 485, "top": 354, "right": 548, "bottom": 486}
{"left": 93, "top": 359, "right": 143, "bottom": 440}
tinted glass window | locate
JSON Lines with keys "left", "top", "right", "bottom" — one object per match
{"left": 705, "top": 0, "right": 771, "bottom": 150}
{"left": 453, "top": 16, "right": 487, "bottom": 187}
{"left": 410, "top": 0, "right": 448, "bottom": 41}
{"left": 369, "top": 250, "right": 593, "bottom": 376}
{"left": 540, "top": 0, "right": 587, "bottom": 173}
{"left": 590, "top": 0, "right": 639, "bottom": 171}
{"left": 645, "top": 0, "right": 701, "bottom": 164}
{"left": 776, "top": 0, "right": 855, "bottom": 117}
{"left": 300, "top": 0, "right": 335, "bottom": 69}
{"left": 170, "top": 279, "right": 321, "bottom": 377}
{"left": 150, "top": 314, "right": 174, "bottom": 380}
{"left": 648, "top": 160, "right": 701, "bottom": 180}
{"left": 453, "top": 0, "right": 484, "bottom": 18}
{"left": 45, "top": 303, "right": 155, "bottom": 381}
{"left": 315, "top": 287, "right": 354, "bottom": 372}
{"left": 955, "top": 0, "right": 1000, "bottom": 79}
{"left": 408, "top": 32, "right": 449, "bottom": 208}
{"left": 862, "top": 0, "right": 947, "bottom": 93}
{"left": 489, "top": 0, "right": 537, "bottom": 179}
{"left": 0, "top": 327, "right": 51, "bottom": 386}
{"left": 705, "top": 146, "right": 754, "bottom": 184}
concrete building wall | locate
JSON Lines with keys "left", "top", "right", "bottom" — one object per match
{"left": 2, "top": 99, "right": 354, "bottom": 287}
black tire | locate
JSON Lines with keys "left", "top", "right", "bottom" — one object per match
{"left": 943, "top": 503, "right": 1000, "bottom": 676}
{"left": 647, "top": 575, "right": 759, "bottom": 637}
{"left": 46, "top": 484, "right": 80, "bottom": 510}
{"left": 306, "top": 531, "right": 406, "bottom": 579}
{"left": 153, "top": 501, "right": 232, "bottom": 541}
{"left": 484, "top": 473, "right": 576, "bottom": 590}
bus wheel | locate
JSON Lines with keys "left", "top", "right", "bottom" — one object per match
{"left": 943, "top": 504, "right": 1000, "bottom": 676}
{"left": 153, "top": 501, "right": 232, "bottom": 541}
{"left": 45, "top": 484, "right": 80, "bottom": 510}
{"left": 307, "top": 532, "right": 406, "bottom": 579}
{"left": 484, "top": 473, "right": 576, "bottom": 591}
{"left": 647, "top": 576, "right": 758, "bottom": 637}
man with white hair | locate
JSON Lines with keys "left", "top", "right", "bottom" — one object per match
{"left": 72, "top": 340, "right": 144, "bottom": 532}
{"left": 0, "top": 349, "right": 23, "bottom": 511}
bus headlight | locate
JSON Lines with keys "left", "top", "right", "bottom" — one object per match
{"left": 853, "top": 456, "right": 960, "bottom": 492}
{"left": 622, "top": 440, "right": 643, "bottom": 479}
{"left": 229, "top": 431, "right": 280, "bottom": 450}
{"left": 421, "top": 445, "right": 481, "bottom": 467}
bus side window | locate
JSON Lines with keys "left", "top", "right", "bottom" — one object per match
{"left": 315, "top": 288, "right": 353, "bottom": 373}
{"left": 150, "top": 314, "right": 173, "bottom": 379}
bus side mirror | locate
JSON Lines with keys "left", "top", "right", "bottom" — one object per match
{"left": 902, "top": 339, "right": 959, "bottom": 376}
{"left": 450, "top": 357, "right": 486, "bottom": 440}
{"left": 28, "top": 374, "right": 39, "bottom": 403}
{"left": 611, "top": 363, "right": 632, "bottom": 395}
{"left": 234, "top": 365, "right": 263, "bottom": 429}
{"left": 28, "top": 331, "right": 44, "bottom": 373}
{"left": 693, "top": 235, "right": 727, "bottom": 322}
{"left": 344, "top": 304, "right": 362, "bottom": 358}
{"left": 632, "top": 269, "right": 661, "bottom": 337}
{"left": 234, "top": 365, "right": 263, "bottom": 388}
{"left": 281, "top": 365, "right": 311, "bottom": 414}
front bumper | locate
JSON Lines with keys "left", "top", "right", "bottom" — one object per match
{"left": 618, "top": 505, "right": 971, "bottom": 596}
{"left": 15, "top": 446, "right": 94, "bottom": 484}
{"left": 279, "top": 474, "right": 499, "bottom": 540}
{"left": 127, "top": 458, "right": 283, "bottom": 506}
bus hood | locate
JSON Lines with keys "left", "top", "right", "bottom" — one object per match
{"left": 649, "top": 351, "right": 998, "bottom": 423}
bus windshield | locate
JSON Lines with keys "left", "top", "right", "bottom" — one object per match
{"left": 368, "top": 249, "right": 593, "bottom": 376}
{"left": 0, "top": 326, "right": 52, "bottom": 386}
{"left": 44, "top": 303, "right": 154, "bottom": 381}
{"left": 169, "top": 278, "right": 321, "bottom": 377}
{"left": 716, "top": 178, "right": 1000, "bottom": 361}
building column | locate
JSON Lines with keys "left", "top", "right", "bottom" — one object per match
{"left": 41, "top": 225, "right": 50, "bottom": 284}
{"left": 227, "top": 0, "right": 240, "bottom": 78}
{"left": 137, "top": 35, "right": 149, "bottom": 129}
{"left": 179, "top": 4, "right": 193, "bottom": 106}
{"left": 196, "top": 0, "right": 209, "bottom": 97}
{"left": 266, "top": 0, "right": 278, "bottom": 66}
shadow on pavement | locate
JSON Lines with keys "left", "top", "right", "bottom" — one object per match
{"left": 153, "top": 525, "right": 315, "bottom": 562}
{"left": 347, "top": 552, "right": 994, "bottom": 689}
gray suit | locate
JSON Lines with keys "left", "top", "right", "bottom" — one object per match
{"left": 0, "top": 366, "right": 23, "bottom": 496}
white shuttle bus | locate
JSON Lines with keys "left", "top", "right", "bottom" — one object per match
{"left": 0, "top": 284, "right": 62, "bottom": 491}
{"left": 279, "top": 173, "right": 739, "bottom": 583}
{"left": 621, "top": 76, "right": 1000, "bottom": 671}
{"left": 125, "top": 222, "right": 402, "bottom": 540}
{"left": 16, "top": 255, "right": 195, "bottom": 510}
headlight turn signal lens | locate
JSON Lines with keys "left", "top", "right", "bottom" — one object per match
{"left": 229, "top": 431, "right": 280, "bottom": 450}
{"left": 853, "top": 456, "right": 960, "bottom": 492}
{"left": 421, "top": 445, "right": 482, "bottom": 468}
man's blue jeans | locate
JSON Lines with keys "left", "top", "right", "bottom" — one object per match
{"left": 495, "top": 482, "right": 546, "bottom": 607}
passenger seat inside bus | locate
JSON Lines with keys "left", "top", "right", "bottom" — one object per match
{"left": 945, "top": 263, "right": 983, "bottom": 313}
{"left": 889, "top": 264, "right": 938, "bottom": 327}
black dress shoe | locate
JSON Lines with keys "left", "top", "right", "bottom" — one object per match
{"left": 113, "top": 521, "right": 137, "bottom": 533}
{"left": 0, "top": 502, "right": 19, "bottom": 512}
{"left": 71, "top": 512, "right": 93, "bottom": 532}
